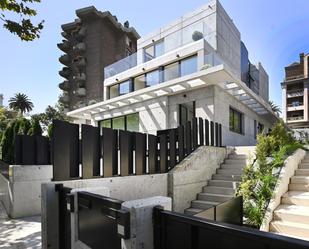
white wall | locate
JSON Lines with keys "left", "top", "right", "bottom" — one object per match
{"left": 0, "top": 165, "right": 53, "bottom": 218}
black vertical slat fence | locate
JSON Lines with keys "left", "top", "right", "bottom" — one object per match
{"left": 51, "top": 118, "right": 224, "bottom": 181}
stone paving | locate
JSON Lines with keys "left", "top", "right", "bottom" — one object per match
{"left": 0, "top": 203, "right": 41, "bottom": 249}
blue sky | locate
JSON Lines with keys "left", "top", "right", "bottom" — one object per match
{"left": 1, "top": 0, "right": 309, "bottom": 114}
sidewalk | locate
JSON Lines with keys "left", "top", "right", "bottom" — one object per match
{"left": 0, "top": 202, "right": 41, "bottom": 249}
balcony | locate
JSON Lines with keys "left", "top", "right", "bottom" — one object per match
{"left": 73, "top": 73, "right": 86, "bottom": 86}
{"left": 104, "top": 22, "right": 213, "bottom": 79}
{"left": 75, "top": 87, "right": 86, "bottom": 97}
{"left": 59, "top": 81, "right": 70, "bottom": 91}
{"left": 61, "top": 31, "right": 69, "bottom": 39}
{"left": 285, "top": 74, "right": 304, "bottom": 81}
{"left": 73, "top": 42, "right": 86, "bottom": 53}
{"left": 57, "top": 40, "right": 71, "bottom": 52}
{"left": 59, "top": 67, "right": 71, "bottom": 79}
{"left": 75, "top": 27, "right": 86, "bottom": 41}
{"left": 74, "top": 57, "right": 86, "bottom": 69}
{"left": 287, "top": 116, "right": 304, "bottom": 122}
{"left": 287, "top": 89, "right": 304, "bottom": 98}
{"left": 59, "top": 94, "right": 70, "bottom": 104}
{"left": 59, "top": 54, "right": 71, "bottom": 66}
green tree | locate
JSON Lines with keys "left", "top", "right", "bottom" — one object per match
{"left": 269, "top": 100, "right": 281, "bottom": 116}
{"left": 1, "top": 122, "right": 14, "bottom": 163}
{"left": 8, "top": 93, "right": 34, "bottom": 116}
{"left": 27, "top": 117, "right": 42, "bottom": 136}
{"left": 0, "top": 0, "right": 44, "bottom": 41}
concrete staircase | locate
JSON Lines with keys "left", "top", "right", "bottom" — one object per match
{"left": 270, "top": 153, "right": 309, "bottom": 241}
{"left": 185, "top": 153, "right": 247, "bottom": 215}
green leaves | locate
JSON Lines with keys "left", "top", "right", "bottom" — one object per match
{"left": 8, "top": 93, "right": 34, "bottom": 115}
{"left": 0, "top": 0, "right": 44, "bottom": 41}
{"left": 237, "top": 121, "right": 302, "bottom": 227}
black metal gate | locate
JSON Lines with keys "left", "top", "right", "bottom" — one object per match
{"left": 153, "top": 207, "right": 309, "bottom": 249}
{"left": 56, "top": 184, "right": 72, "bottom": 249}
{"left": 77, "top": 191, "right": 130, "bottom": 249}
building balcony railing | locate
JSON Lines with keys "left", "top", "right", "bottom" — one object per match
{"left": 104, "top": 22, "right": 214, "bottom": 79}
{"left": 287, "top": 89, "right": 304, "bottom": 98}
{"left": 285, "top": 74, "right": 304, "bottom": 81}
{"left": 287, "top": 102, "right": 303, "bottom": 107}
{"left": 287, "top": 116, "right": 304, "bottom": 121}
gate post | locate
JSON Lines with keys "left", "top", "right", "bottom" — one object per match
{"left": 121, "top": 196, "right": 172, "bottom": 249}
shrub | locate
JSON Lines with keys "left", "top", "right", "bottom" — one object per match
{"left": 28, "top": 117, "right": 42, "bottom": 136}
{"left": 1, "top": 123, "right": 14, "bottom": 163}
{"left": 236, "top": 121, "right": 304, "bottom": 227}
{"left": 18, "top": 118, "right": 31, "bottom": 135}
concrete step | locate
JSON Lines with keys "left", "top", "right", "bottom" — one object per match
{"left": 202, "top": 186, "right": 235, "bottom": 195}
{"left": 271, "top": 232, "right": 309, "bottom": 242}
{"left": 228, "top": 154, "right": 247, "bottom": 159}
{"left": 207, "top": 179, "right": 240, "bottom": 188}
{"left": 197, "top": 193, "right": 233, "bottom": 203}
{"left": 282, "top": 191, "right": 309, "bottom": 206}
{"left": 301, "top": 158, "right": 309, "bottom": 163}
{"left": 221, "top": 164, "right": 245, "bottom": 170}
{"left": 270, "top": 220, "right": 309, "bottom": 238}
{"left": 224, "top": 159, "right": 247, "bottom": 164}
{"left": 274, "top": 204, "right": 309, "bottom": 223}
{"left": 295, "top": 169, "right": 309, "bottom": 176}
{"left": 212, "top": 174, "right": 242, "bottom": 181}
{"left": 298, "top": 164, "right": 309, "bottom": 169}
{"left": 291, "top": 176, "right": 309, "bottom": 184}
{"left": 289, "top": 183, "right": 309, "bottom": 192}
{"left": 184, "top": 208, "right": 203, "bottom": 216}
{"left": 191, "top": 200, "right": 219, "bottom": 210}
{"left": 217, "top": 168, "right": 243, "bottom": 175}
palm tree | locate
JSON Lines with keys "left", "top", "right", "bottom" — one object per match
{"left": 269, "top": 100, "right": 281, "bottom": 116}
{"left": 8, "top": 93, "right": 34, "bottom": 116}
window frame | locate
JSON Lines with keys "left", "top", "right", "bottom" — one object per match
{"left": 143, "top": 39, "right": 165, "bottom": 62}
{"left": 229, "top": 107, "right": 244, "bottom": 135}
{"left": 99, "top": 113, "right": 139, "bottom": 132}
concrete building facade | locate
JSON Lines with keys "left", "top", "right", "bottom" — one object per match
{"left": 58, "top": 6, "right": 139, "bottom": 111}
{"left": 281, "top": 53, "right": 309, "bottom": 133}
{"left": 67, "top": 0, "right": 278, "bottom": 146}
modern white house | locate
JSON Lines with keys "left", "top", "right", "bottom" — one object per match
{"left": 67, "top": 0, "right": 278, "bottom": 146}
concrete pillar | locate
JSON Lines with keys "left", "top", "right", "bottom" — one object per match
{"left": 281, "top": 83, "right": 287, "bottom": 122}
{"left": 304, "top": 80, "right": 309, "bottom": 121}
{"left": 122, "top": 196, "right": 172, "bottom": 249}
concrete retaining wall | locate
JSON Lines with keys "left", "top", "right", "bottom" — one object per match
{"left": 168, "top": 146, "right": 232, "bottom": 212}
{"left": 260, "top": 148, "right": 306, "bottom": 231}
{"left": 0, "top": 164, "right": 52, "bottom": 218}
{"left": 58, "top": 173, "right": 168, "bottom": 201}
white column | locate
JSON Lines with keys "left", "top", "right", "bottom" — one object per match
{"left": 304, "top": 81, "right": 309, "bottom": 121}
{"left": 281, "top": 84, "right": 287, "bottom": 122}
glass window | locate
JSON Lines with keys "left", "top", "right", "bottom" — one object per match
{"left": 146, "top": 70, "right": 160, "bottom": 87}
{"left": 134, "top": 75, "right": 146, "bottom": 91}
{"left": 126, "top": 113, "right": 139, "bottom": 132}
{"left": 109, "top": 84, "right": 119, "bottom": 99}
{"left": 180, "top": 56, "right": 197, "bottom": 77}
{"left": 164, "top": 62, "right": 179, "bottom": 82}
{"left": 100, "top": 119, "right": 111, "bottom": 129}
{"left": 112, "top": 116, "right": 125, "bottom": 130}
{"left": 229, "top": 107, "right": 243, "bottom": 134}
{"left": 119, "top": 80, "right": 130, "bottom": 95}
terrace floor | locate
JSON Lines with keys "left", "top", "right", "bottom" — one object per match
{"left": 0, "top": 203, "right": 41, "bottom": 249}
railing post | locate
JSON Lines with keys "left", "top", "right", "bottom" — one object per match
{"left": 169, "top": 129, "right": 177, "bottom": 169}
{"left": 135, "top": 132, "right": 146, "bottom": 175}
{"left": 178, "top": 125, "right": 185, "bottom": 162}
{"left": 205, "top": 119, "right": 209, "bottom": 146}
{"left": 219, "top": 123, "right": 222, "bottom": 147}
{"left": 119, "top": 130, "right": 133, "bottom": 176}
{"left": 148, "top": 134, "right": 158, "bottom": 174}
{"left": 210, "top": 121, "right": 214, "bottom": 146}
{"left": 215, "top": 122, "right": 219, "bottom": 147}
{"left": 192, "top": 117, "right": 198, "bottom": 150}
{"left": 159, "top": 134, "right": 168, "bottom": 173}
{"left": 185, "top": 121, "right": 192, "bottom": 155}
{"left": 102, "top": 128, "right": 118, "bottom": 177}
{"left": 198, "top": 118, "right": 204, "bottom": 146}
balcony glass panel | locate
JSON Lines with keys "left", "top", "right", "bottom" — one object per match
{"left": 182, "top": 21, "right": 204, "bottom": 45}
{"left": 164, "top": 62, "right": 180, "bottom": 81}
{"left": 134, "top": 75, "right": 146, "bottom": 90}
{"left": 146, "top": 70, "right": 160, "bottom": 87}
{"left": 144, "top": 45, "right": 155, "bottom": 62}
{"left": 180, "top": 55, "right": 197, "bottom": 77}
{"left": 164, "top": 30, "right": 182, "bottom": 53}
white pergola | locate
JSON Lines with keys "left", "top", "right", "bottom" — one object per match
{"left": 67, "top": 64, "right": 276, "bottom": 120}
